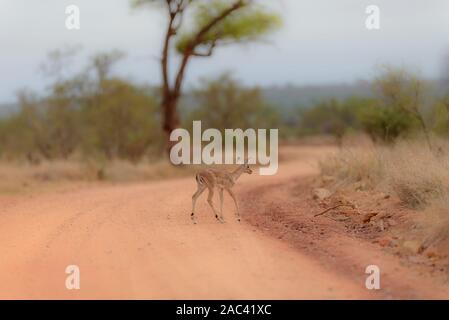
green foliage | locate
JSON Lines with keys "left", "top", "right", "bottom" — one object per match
{"left": 361, "top": 67, "right": 426, "bottom": 143}
{"left": 296, "top": 67, "right": 438, "bottom": 144}
{"left": 360, "top": 105, "right": 417, "bottom": 143}
{"left": 130, "top": 0, "right": 159, "bottom": 8}
{"left": 176, "top": 1, "right": 281, "bottom": 53}
{"left": 185, "top": 73, "right": 280, "bottom": 131}
{"left": 0, "top": 51, "right": 161, "bottom": 162}
{"left": 298, "top": 97, "right": 374, "bottom": 141}
{"left": 373, "top": 67, "right": 423, "bottom": 112}
{"left": 81, "top": 79, "right": 160, "bottom": 161}
{"left": 39, "top": 78, "right": 86, "bottom": 159}
{"left": 297, "top": 67, "right": 436, "bottom": 143}
{"left": 0, "top": 97, "right": 45, "bottom": 160}
{"left": 131, "top": 0, "right": 281, "bottom": 55}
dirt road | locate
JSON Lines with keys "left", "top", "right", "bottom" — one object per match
{"left": 0, "top": 146, "right": 444, "bottom": 299}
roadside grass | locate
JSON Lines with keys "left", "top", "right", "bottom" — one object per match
{"left": 0, "top": 158, "right": 200, "bottom": 195}
{"left": 0, "top": 151, "right": 273, "bottom": 195}
{"left": 319, "top": 137, "right": 449, "bottom": 250}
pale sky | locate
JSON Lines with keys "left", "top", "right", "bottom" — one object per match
{"left": 1, "top": 0, "right": 449, "bottom": 103}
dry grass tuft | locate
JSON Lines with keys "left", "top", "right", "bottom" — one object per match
{"left": 319, "top": 137, "right": 449, "bottom": 248}
{"left": 382, "top": 140, "right": 449, "bottom": 209}
{"left": 420, "top": 198, "right": 449, "bottom": 250}
{"left": 319, "top": 146, "right": 383, "bottom": 191}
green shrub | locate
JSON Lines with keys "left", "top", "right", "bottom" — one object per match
{"left": 185, "top": 73, "right": 280, "bottom": 131}
{"left": 298, "top": 97, "right": 374, "bottom": 143}
{"left": 361, "top": 105, "right": 417, "bottom": 143}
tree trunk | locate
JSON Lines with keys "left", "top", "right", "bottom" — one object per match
{"left": 161, "top": 92, "right": 180, "bottom": 157}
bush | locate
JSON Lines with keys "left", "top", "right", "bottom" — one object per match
{"left": 362, "top": 67, "right": 427, "bottom": 143}
{"left": 0, "top": 52, "right": 161, "bottom": 162}
{"left": 360, "top": 105, "right": 417, "bottom": 143}
{"left": 297, "top": 67, "right": 434, "bottom": 144}
{"left": 81, "top": 79, "right": 161, "bottom": 162}
{"left": 185, "top": 73, "right": 280, "bottom": 131}
{"left": 298, "top": 97, "right": 374, "bottom": 143}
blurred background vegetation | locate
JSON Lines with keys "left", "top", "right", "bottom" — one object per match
{"left": 2, "top": 49, "right": 449, "bottom": 165}
{"left": 0, "top": 47, "right": 449, "bottom": 164}
{"left": 2, "top": 0, "right": 449, "bottom": 169}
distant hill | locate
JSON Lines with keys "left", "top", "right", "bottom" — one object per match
{"left": 261, "top": 81, "right": 373, "bottom": 110}
{"left": 179, "top": 81, "right": 374, "bottom": 116}
{"left": 261, "top": 79, "right": 449, "bottom": 111}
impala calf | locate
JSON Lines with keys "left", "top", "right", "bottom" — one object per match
{"left": 191, "top": 160, "right": 252, "bottom": 224}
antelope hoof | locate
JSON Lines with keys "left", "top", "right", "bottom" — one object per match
{"left": 215, "top": 215, "right": 225, "bottom": 223}
{"left": 191, "top": 213, "right": 197, "bottom": 224}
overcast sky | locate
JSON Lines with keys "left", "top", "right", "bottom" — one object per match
{"left": 1, "top": 0, "right": 449, "bottom": 103}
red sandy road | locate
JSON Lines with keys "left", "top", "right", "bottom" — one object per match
{"left": 0, "top": 147, "right": 382, "bottom": 299}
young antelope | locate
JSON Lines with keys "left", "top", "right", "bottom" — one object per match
{"left": 191, "top": 160, "right": 252, "bottom": 224}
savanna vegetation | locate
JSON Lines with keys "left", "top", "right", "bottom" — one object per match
{"left": 1, "top": 46, "right": 449, "bottom": 260}
{"left": 2, "top": 56, "right": 449, "bottom": 165}
{"left": 1, "top": 2, "right": 449, "bottom": 215}
{"left": 299, "top": 67, "right": 449, "bottom": 145}
{"left": 309, "top": 67, "right": 449, "bottom": 254}
{"left": 0, "top": 50, "right": 284, "bottom": 164}
{"left": 0, "top": 48, "right": 285, "bottom": 186}
{"left": 3, "top": 0, "right": 449, "bottom": 187}
{"left": 0, "top": 50, "right": 161, "bottom": 163}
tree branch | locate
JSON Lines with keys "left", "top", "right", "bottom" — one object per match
{"left": 173, "top": 0, "right": 247, "bottom": 96}
{"left": 161, "top": 1, "right": 175, "bottom": 93}
{"left": 161, "top": 0, "right": 189, "bottom": 95}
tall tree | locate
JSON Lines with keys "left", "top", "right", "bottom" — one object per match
{"left": 131, "top": 0, "right": 281, "bottom": 154}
